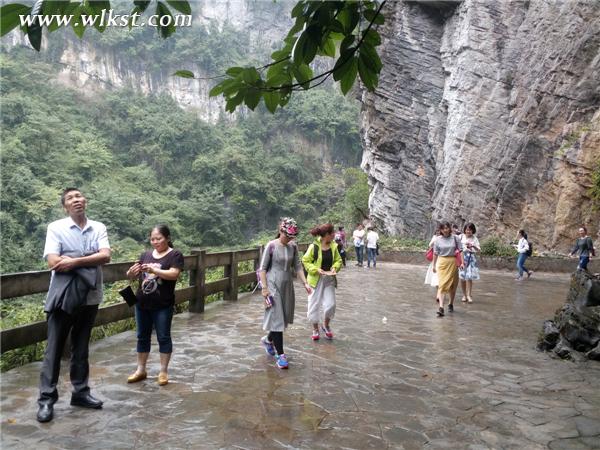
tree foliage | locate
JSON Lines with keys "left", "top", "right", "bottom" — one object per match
{"left": 0, "top": 0, "right": 386, "bottom": 113}
{"left": 0, "top": 48, "right": 367, "bottom": 273}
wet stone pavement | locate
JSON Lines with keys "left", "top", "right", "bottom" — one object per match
{"left": 2, "top": 263, "right": 600, "bottom": 449}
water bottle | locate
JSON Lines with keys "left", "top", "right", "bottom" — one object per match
{"left": 265, "top": 294, "right": 274, "bottom": 309}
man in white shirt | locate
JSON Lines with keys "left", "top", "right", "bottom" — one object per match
{"left": 352, "top": 224, "right": 365, "bottom": 267}
{"left": 37, "top": 188, "right": 111, "bottom": 423}
{"left": 366, "top": 227, "right": 380, "bottom": 268}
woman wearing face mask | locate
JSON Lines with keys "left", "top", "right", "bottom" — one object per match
{"left": 303, "top": 223, "right": 343, "bottom": 340}
{"left": 126, "top": 224, "right": 183, "bottom": 386}
{"left": 432, "top": 222, "right": 464, "bottom": 317}
{"left": 258, "top": 218, "right": 312, "bottom": 369}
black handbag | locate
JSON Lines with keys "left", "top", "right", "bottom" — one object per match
{"left": 118, "top": 285, "right": 138, "bottom": 307}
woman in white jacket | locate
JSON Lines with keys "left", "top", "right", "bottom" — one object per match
{"left": 513, "top": 229, "right": 532, "bottom": 281}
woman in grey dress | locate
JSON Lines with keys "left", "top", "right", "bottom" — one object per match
{"left": 258, "top": 218, "right": 312, "bottom": 369}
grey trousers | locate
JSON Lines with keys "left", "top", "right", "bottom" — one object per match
{"left": 38, "top": 305, "right": 99, "bottom": 406}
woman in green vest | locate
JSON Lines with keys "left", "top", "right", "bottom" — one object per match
{"left": 302, "top": 223, "right": 343, "bottom": 340}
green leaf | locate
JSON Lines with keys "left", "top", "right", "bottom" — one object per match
{"left": 87, "top": 0, "right": 111, "bottom": 16}
{"left": 267, "top": 60, "right": 287, "bottom": 79}
{"left": 266, "top": 72, "right": 290, "bottom": 88}
{"left": 360, "top": 43, "right": 383, "bottom": 73}
{"left": 166, "top": 0, "right": 191, "bottom": 15}
{"left": 242, "top": 67, "right": 259, "bottom": 84}
{"left": 358, "top": 56, "right": 378, "bottom": 91}
{"left": 263, "top": 91, "right": 280, "bottom": 113}
{"left": 320, "top": 37, "right": 336, "bottom": 58}
{"left": 286, "top": 16, "right": 306, "bottom": 38}
{"left": 291, "top": 1, "right": 306, "bottom": 18}
{"left": 209, "top": 83, "right": 225, "bottom": 97}
{"left": 225, "top": 66, "right": 244, "bottom": 76}
{"left": 71, "top": 6, "right": 85, "bottom": 38}
{"left": 271, "top": 49, "right": 290, "bottom": 61}
{"left": 226, "top": 90, "right": 246, "bottom": 112}
{"left": 292, "top": 32, "right": 307, "bottom": 65}
{"left": 134, "top": 0, "right": 151, "bottom": 13}
{"left": 340, "top": 34, "right": 355, "bottom": 53}
{"left": 340, "top": 57, "right": 358, "bottom": 95}
{"left": 244, "top": 88, "right": 261, "bottom": 110}
{"left": 293, "top": 63, "right": 312, "bottom": 89}
{"left": 26, "top": 0, "right": 43, "bottom": 51}
{"left": 156, "top": 2, "right": 176, "bottom": 39}
{"left": 364, "top": 8, "right": 384, "bottom": 25}
{"left": 173, "top": 70, "right": 195, "bottom": 79}
{"left": 329, "top": 20, "right": 345, "bottom": 34}
{"left": 332, "top": 49, "right": 354, "bottom": 81}
{"left": 363, "top": 29, "right": 381, "bottom": 47}
{"left": 0, "top": 3, "right": 31, "bottom": 37}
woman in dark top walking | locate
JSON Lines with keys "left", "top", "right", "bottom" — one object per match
{"left": 570, "top": 226, "right": 595, "bottom": 270}
{"left": 126, "top": 225, "right": 183, "bottom": 386}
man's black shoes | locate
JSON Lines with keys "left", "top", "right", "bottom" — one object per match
{"left": 70, "top": 393, "right": 103, "bottom": 409}
{"left": 37, "top": 404, "right": 53, "bottom": 422}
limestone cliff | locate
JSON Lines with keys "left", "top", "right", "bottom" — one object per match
{"left": 360, "top": 0, "right": 600, "bottom": 250}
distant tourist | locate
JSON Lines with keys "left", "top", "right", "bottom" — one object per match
{"left": 459, "top": 223, "right": 481, "bottom": 303}
{"left": 424, "top": 226, "right": 441, "bottom": 294}
{"left": 37, "top": 188, "right": 111, "bottom": 423}
{"left": 569, "top": 226, "right": 595, "bottom": 271}
{"left": 452, "top": 223, "right": 462, "bottom": 239}
{"left": 352, "top": 224, "right": 365, "bottom": 267}
{"left": 125, "top": 225, "right": 183, "bottom": 387}
{"left": 258, "top": 218, "right": 312, "bottom": 369}
{"left": 303, "top": 223, "right": 343, "bottom": 341}
{"left": 432, "top": 222, "right": 463, "bottom": 317}
{"left": 366, "top": 226, "right": 380, "bottom": 268}
{"left": 334, "top": 226, "right": 347, "bottom": 267}
{"left": 513, "top": 229, "right": 532, "bottom": 280}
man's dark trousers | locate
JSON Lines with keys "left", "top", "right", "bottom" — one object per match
{"left": 38, "top": 305, "right": 99, "bottom": 406}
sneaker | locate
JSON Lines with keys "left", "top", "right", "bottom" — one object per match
{"left": 448, "top": 304, "right": 454, "bottom": 313}
{"left": 311, "top": 330, "right": 320, "bottom": 341}
{"left": 437, "top": 307, "right": 444, "bottom": 317}
{"left": 321, "top": 326, "right": 334, "bottom": 340}
{"left": 276, "top": 354, "right": 288, "bottom": 369}
{"left": 260, "top": 336, "right": 276, "bottom": 356}
{"left": 515, "top": 276, "right": 523, "bottom": 281}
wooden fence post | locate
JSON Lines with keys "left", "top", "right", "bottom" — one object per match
{"left": 189, "top": 249, "right": 206, "bottom": 313}
{"left": 223, "top": 251, "right": 238, "bottom": 301}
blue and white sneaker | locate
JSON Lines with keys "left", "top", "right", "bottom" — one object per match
{"left": 276, "top": 353, "right": 289, "bottom": 369}
{"left": 260, "top": 336, "right": 276, "bottom": 356}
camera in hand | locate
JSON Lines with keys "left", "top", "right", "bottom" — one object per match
{"left": 265, "top": 294, "right": 274, "bottom": 309}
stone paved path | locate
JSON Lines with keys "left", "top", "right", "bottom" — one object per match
{"left": 2, "top": 263, "right": 600, "bottom": 449}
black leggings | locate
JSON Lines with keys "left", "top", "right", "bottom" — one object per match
{"left": 267, "top": 331, "right": 284, "bottom": 355}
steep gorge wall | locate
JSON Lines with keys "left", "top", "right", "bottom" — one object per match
{"left": 361, "top": 0, "right": 600, "bottom": 250}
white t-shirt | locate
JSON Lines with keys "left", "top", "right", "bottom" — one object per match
{"left": 366, "top": 231, "right": 379, "bottom": 249}
{"left": 353, "top": 229, "right": 365, "bottom": 246}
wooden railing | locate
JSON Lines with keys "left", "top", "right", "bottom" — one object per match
{"left": 0, "top": 244, "right": 309, "bottom": 353}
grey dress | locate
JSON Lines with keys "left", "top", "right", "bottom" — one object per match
{"left": 260, "top": 240, "right": 300, "bottom": 332}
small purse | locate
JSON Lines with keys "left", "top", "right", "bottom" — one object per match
{"left": 454, "top": 237, "right": 462, "bottom": 267}
{"left": 425, "top": 248, "right": 434, "bottom": 261}
{"left": 118, "top": 285, "right": 138, "bottom": 307}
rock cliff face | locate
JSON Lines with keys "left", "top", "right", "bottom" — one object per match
{"left": 360, "top": 0, "right": 600, "bottom": 249}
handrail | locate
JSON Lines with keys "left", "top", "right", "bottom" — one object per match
{"left": 0, "top": 243, "right": 310, "bottom": 353}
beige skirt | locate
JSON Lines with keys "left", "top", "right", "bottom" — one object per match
{"left": 437, "top": 256, "right": 458, "bottom": 293}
